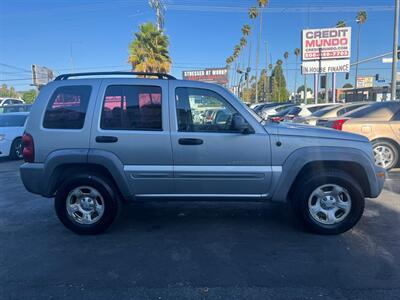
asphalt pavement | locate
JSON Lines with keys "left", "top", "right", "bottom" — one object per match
{"left": 0, "top": 159, "right": 399, "bottom": 300}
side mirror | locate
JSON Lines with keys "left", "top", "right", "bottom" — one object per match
{"left": 231, "top": 114, "right": 254, "bottom": 134}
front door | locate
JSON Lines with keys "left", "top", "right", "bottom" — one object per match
{"left": 90, "top": 78, "right": 173, "bottom": 195}
{"left": 169, "top": 81, "right": 272, "bottom": 198}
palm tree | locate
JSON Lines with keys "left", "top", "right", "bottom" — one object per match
{"left": 255, "top": 0, "right": 269, "bottom": 103}
{"left": 240, "top": 37, "right": 247, "bottom": 48}
{"left": 128, "top": 22, "right": 171, "bottom": 73}
{"left": 247, "top": 7, "right": 258, "bottom": 90}
{"left": 294, "top": 48, "right": 300, "bottom": 98}
{"left": 283, "top": 51, "right": 289, "bottom": 91}
{"left": 242, "top": 24, "right": 251, "bottom": 37}
{"left": 336, "top": 20, "right": 346, "bottom": 28}
{"left": 354, "top": 11, "right": 367, "bottom": 94}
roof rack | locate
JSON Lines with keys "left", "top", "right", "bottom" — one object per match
{"left": 54, "top": 71, "right": 176, "bottom": 81}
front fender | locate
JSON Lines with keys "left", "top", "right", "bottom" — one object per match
{"left": 270, "top": 146, "right": 384, "bottom": 202}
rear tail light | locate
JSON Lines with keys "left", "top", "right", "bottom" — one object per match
{"left": 331, "top": 119, "right": 348, "bottom": 130}
{"left": 22, "top": 133, "right": 35, "bottom": 163}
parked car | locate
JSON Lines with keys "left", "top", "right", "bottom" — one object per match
{"left": 20, "top": 72, "right": 385, "bottom": 235}
{"left": 0, "top": 104, "right": 32, "bottom": 114}
{"left": 318, "top": 101, "right": 400, "bottom": 170}
{"left": 260, "top": 103, "right": 296, "bottom": 119}
{"left": 268, "top": 103, "right": 340, "bottom": 122}
{"left": 294, "top": 102, "right": 371, "bottom": 125}
{"left": 0, "top": 98, "right": 25, "bottom": 106}
{"left": 253, "top": 102, "right": 290, "bottom": 115}
{"left": 0, "top": 112, "right": 29, "bottom": 160}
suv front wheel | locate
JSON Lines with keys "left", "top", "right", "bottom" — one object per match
{"left": 55, "top": 175, "right": 120, "bottom": 235}
{"left": 292, "top": 170, "right": 365, "bottom": 235}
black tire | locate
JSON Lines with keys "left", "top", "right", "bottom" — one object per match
{"left": 372, "top": 140, "right": 399, "bottom": 171}
{"left": 291, "top": 169, "right": 365, "bottom": 235}
{"left": 54, "top": 174, "right": 120, "bottom": 235}
{"left": 9, "top": 138, "right": 23, "bottom": 160}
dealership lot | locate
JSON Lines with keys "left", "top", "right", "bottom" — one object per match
{"left": 1, "top": 159, "right": 399, "bottom": 300}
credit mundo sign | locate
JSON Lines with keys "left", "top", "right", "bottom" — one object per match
{"left": 302, "top": 27, "right": 351, "bottom": 61}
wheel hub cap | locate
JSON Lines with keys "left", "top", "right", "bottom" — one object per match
{"left": 66, "top": 186, "right": 105, "bottom": 225}
{"left": 308, "top": 184, "right": 352, "bottom": 225}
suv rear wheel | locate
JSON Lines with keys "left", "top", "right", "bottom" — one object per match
{"left": 291, "top": 170, "right": 365, "bottom": 235}
{"left": 55, "top": 175, "right": 120, "bottom": 235}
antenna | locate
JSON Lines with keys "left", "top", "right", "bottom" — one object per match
{"left": 149, "top": 0, "right": 166, "bottom": 31}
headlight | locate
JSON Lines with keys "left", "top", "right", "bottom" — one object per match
{"left": 0, "top": 134, "right": 5, "bottom": 141}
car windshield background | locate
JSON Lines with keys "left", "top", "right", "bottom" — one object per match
{"left": 346, "top": 102, "right": 400, "bottom": 120}
{"left": 0, "top": 115, "right": 27, "bottom": 127}
{"left": 312, "top": 106, "right": 338, "bottom": 117}
{"left": 176, "top": 87, "right": 244, "bottom": 133}
{"left": 101, "top": 85, "right": 162, "bottom": 131}
{"left": 43, "top": 85, "right": 91, "bottom": 129}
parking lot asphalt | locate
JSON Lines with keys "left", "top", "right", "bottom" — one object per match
{"left": 0, "top": 159, "right": 399, "bottom": 300}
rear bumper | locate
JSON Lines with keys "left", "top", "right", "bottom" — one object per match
{"left": 20, "top": 163, "right": 48, "bottom": 196}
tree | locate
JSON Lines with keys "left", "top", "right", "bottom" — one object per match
{"left": 297, "top": 85, "right": 313, "bottom": 94}
{"left": 283, "top": 51, "right": 289, "bottom": 89}
{"left": 242, "top": 24, "right": 251, "bottom": 37}
{"left": 128, "top": 22, "right": 171, "bottom": 73}
{"left": 0, "top": 84, "right": 20, "bottom": 98}
{"left": 22, "top": 89, "right": 38, "bottom": 103}
{"left": 354, "top": 11, "right": 367, "bottom": 90}
{"left": 343, "top": 83, "right": 353, "bottom": 89}
{"left": 271, "top": 60, "right": 289, "bottom": 102}
{"left": 336, "top": 20, "right": 346, "bottom": 28}
{"left": 254, "top": 0, "right": 269, "bottom": 104}
{"left": 294, "top": 48, "right": 300, "bottom": 97}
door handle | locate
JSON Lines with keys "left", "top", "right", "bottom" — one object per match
{"left": 96, "top": 136, "right": 118, "bottom": 143}
{"left": 178, "top": 138, "right": 203, "bottom": 145}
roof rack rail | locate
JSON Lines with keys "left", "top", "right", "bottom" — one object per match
{"left": 54, "top": 71, "right": 176, "bottom": 81}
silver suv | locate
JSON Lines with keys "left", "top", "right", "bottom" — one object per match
{"left": 20, "top": 72, "right": 385, "bottom": 235}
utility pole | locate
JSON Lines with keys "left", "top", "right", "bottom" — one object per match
{"left": 325, "top": 73, "right": 329, "bottom": 103}
{"left": 265, "top": 41, "right": 268, "bottom": 102}
{"left": 149, "top": 0, "right": 165, "bottom": 31}
{"left": 354, "top": 20, "right": 362, "bottom": 101}
{"left": 391, "top": 0, "right": 399, "bottom": 100}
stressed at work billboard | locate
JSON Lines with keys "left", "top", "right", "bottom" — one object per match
{"left": 182, "top": 68, "right": 228, "bottom": 85}
{"left": 302, "top": 27, "right": 351, "bottom": 61}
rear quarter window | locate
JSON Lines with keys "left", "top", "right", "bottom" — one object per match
{"left": 43, "top": 85, "right": 92, "bottom": 129}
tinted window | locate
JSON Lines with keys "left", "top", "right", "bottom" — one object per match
{"left": 43, "top": 86, "right": 91, "bottom": 129}
{"left": 337, "top": 104, "right": 367, "bottom": 116}
{"left": 176, "top": 87, "right": 242, "bottom": 133}
{"left": 101, "top": 85, "right": 162, "bottom": 131}
{"left": 0, "top": 115, "right": 27, "bottom": 127}
{"left": 346, "top": 102, "right": 400, "bottom": 120}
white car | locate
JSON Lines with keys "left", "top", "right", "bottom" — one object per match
{"left": 0, "top": 98, "right": 25, "bottom": 106}
{"left": 0, "top": 112, "right": 29, "bottom": 159}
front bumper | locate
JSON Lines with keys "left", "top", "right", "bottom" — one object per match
{"left": 372, "top": 164, "right": 386, "bottom": 198}
{"left": 0, "top": 139, "right": 11, "bottom": 157}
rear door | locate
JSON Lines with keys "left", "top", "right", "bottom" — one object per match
{"left": 169, "top": 80, "right": 272, "bottom": 198}
{"left": 90, "top": 78, "right": 173, "bottom": 195}
{"left": 390, "top": 109, "right": 400, "bottom": 141}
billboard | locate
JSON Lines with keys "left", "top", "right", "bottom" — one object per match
{"left": 182, "top": 68, "right": 228, "bottom": 85}
{"left": 32, "top": 65, "right": 54, "bottom": 86}
{"left": 356, "top": 76, "right": 374, "bottom": 89}
{"left": 302, "top": 59, "right": 350, "bottom": 75}
{"left": 302, "top": 27, "right": 351, "bottom": 61}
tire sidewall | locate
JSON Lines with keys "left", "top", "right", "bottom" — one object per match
{"left": 9, "top": 138, "right": 23, "bottom": 160}
{"left": 372, "top": 141, "right": 399, "bottom": 171}
{"left": 294, "top": 172, "right": 365, "bottom": 235}
{"left": 55, "top": 175, "right": 119, "bottom": 235}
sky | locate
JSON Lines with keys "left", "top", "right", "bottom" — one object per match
{"left": 0, "top": 0, "right": 397, "bottom": 92}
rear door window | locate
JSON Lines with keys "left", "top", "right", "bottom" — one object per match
{"left": 43, "top": 85, "right": 92, "bottom": 129}
{"left": 100, "top": 85, "right": 162, "bottom": 131}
